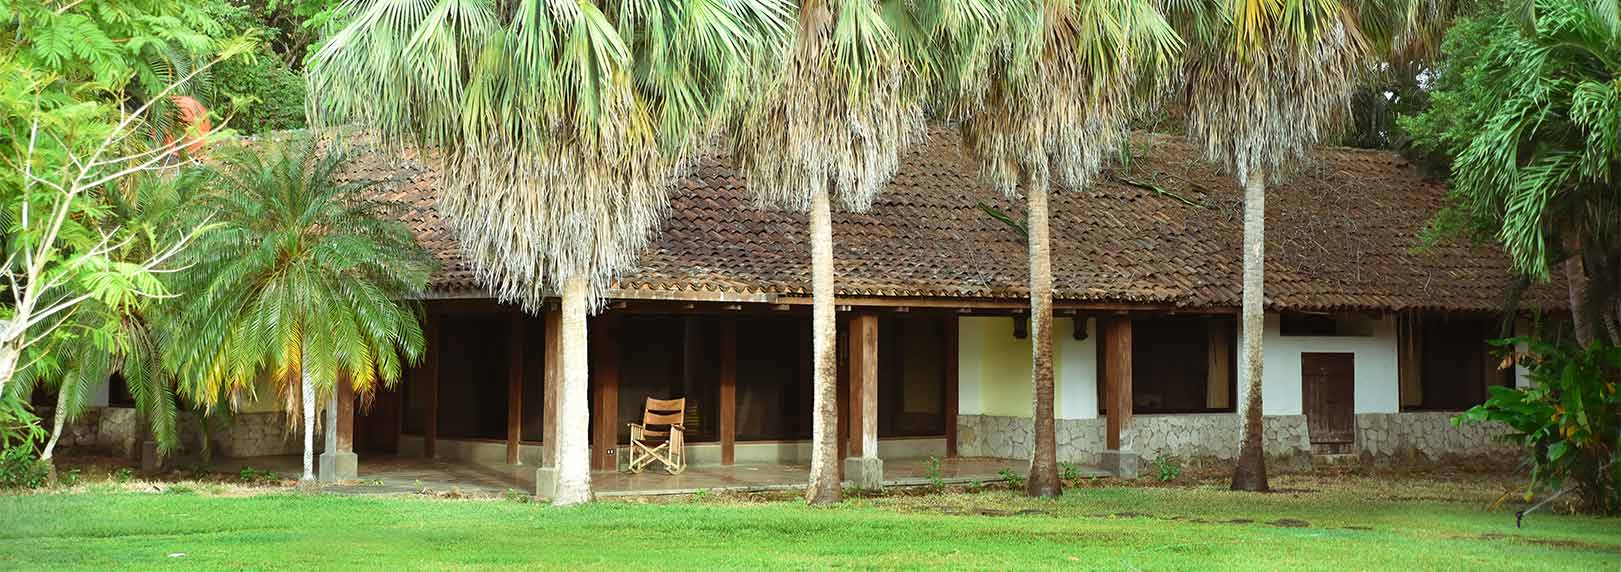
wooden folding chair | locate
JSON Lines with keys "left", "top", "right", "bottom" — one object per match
{"left": 627, "top": 397, "right": 686, "bottom": 475}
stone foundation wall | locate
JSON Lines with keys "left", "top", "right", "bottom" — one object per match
{"left": 957, "top": 415, "right": 1106, "bottom": 465}
{"left": 215, "top": 412, "right": 301, "bottom": 457}
{"left": 1128, "top": 414, "right": 1313, "bottom": 472}
{"left": 959, "top": 412, "right": 1511, "bottom": 471}
{"left": 1356, "top": 412, "right": 1518, "bottom": 467}
{"left": 54, "top": 407, "right": 301, "bottom": 459}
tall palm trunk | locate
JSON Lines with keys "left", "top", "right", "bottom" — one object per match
{"left": 1565, "top": 237, "right": 1595, "bottom": 348}
{"left": 1231, "top": 170, "right": 1269, "bottom": 492}
{"left": 1025, "top": 170, "right": 1061, "bottom": 498}
{"left": 301, "top": 353, "right": 316, "bottom": 482}
{"left": 807, "top": 181, "right": 841, "bottom": 505}
{"left": 553, "top": 275, "right": 593, "bottom": 506}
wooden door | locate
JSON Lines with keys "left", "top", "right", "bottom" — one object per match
{"left": 1302, "top": 353, "right": 1355, "bottom": 445}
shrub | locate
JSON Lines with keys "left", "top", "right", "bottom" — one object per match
{"left": 1059, "top": 462, "right": 1081, "bottom": 482}
{"left": 922, "top": 456, "right": 946, "bottom": 491}
{"left": 0, "top": 444, "right": 49, "bottom": 490}
{"left": 1151, "top": 456, "right": 1182, "bottom": 482}
{"left": 112, "top": 467, "right": 135, "bottom": 484}
{"left": 1456, "top": 338, "right": 1620, "bottom": 514}
{"left": 998, "top": 468, "right": 1026, "bottom": 489}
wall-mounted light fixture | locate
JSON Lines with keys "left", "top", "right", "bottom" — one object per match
{"left": 1073, "top": 316, "right": 1088, "bottom": 341}
{"left": 1012, "top": 314, "right": 1028, "bottom": 339}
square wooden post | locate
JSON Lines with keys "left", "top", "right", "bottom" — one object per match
{"left": 719, "top": 319, "right": 737, "bottom": 465}
{"left": 540, "top": 304, "right": 562, "bottom": 467}
{"left": 944, "top": 315, "right": 959, "bottom": 458}
{"left": 835, "top": 317, "right": 849, "bottom": 478}
{"left": 507, "top": 311, "right": 525, "bottom": 465}
{"left": 1206, "top": 318, "right": 1231, "bottom": 409}
{"left": 1105, "top": 316, "right": 1133, "bottom": 450}
{"left": 845, "top": 313, "right": 882, "bottom": 489}
{"left": 423, "top": 310, "right": 439, "bottom": 460}
{"left": 590, "top": 314, "right": 621, "bottom": 472}
{"left": 536, "top": 302, "right": 562, "bottom": 498}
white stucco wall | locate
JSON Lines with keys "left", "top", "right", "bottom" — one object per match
{"left": 1057, "top": 318, "right": 1100, "bottom": 419}
{"left": 1236, "top": 313, "right": 1401, "bottom": 416}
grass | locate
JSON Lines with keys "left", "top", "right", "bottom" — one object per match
{"left": 1, "top": 472, "right": 1617, "bottom": 570}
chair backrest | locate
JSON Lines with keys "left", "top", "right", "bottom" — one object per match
{"left": 643, "top": 397, "right": 685, "bottom": 427}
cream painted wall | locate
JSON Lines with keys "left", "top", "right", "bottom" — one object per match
{"left": 962, "top": 312, "right": 1405, "bottom": 421}
{"left": 1236, "top": 313, "right": 1401, "bottom": 416}
{"left": 957, "top": 316, "right": 1099, "bottom": 420}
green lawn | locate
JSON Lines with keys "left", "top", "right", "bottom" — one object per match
{"left": 2, "top": 473, "right": 1617, "bottom": 571}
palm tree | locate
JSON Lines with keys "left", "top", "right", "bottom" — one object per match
{"left": 306, "top": 0, "right": 789, "bottom": 505}
{"left": 1164, "top": 0, "right": 1438, "bottom": 491}
{"left": 729, "top": 0, "right": 995, "bottom": 505}
{"left": 163, "top": 139, "right": 433, "bottom": 483}
{"left": 956, "top": 0, "right": 1179, "bottom": 498}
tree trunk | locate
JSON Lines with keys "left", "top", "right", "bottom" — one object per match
{"left": 806, "top": 180, "right": 841, "bottom": 506}
{"left": 42, "top": 387, "right": 70, "bottom": 461}
{"left": 1024, "top": 170, "right": 1061, "bottom": 498}
{"left": 1231, "top": 170, "right": 1269, "bottom": 492}
{"left": 1565, "top": 238, "right": 1595, "bottom": 348}
{"left": 301, "top": 354, "right": 316, "bottom": 483}
{"left": 553, "top": 275, "right": 593, "bottom": 506}
{"left": 0, "top": 340, "right": 20, "bottom": 403}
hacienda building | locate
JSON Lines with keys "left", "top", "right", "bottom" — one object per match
{"left": 54, "top": 133, "right": 1560, "bottom": 490}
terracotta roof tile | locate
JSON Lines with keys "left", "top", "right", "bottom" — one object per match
{"left": 349, "top": 133, "right": 1562, "bottom": 312}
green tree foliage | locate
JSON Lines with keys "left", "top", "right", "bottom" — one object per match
{"left": 1457, "top": 337, "right": 1621, "bottom": 513}
{"left": 1405, "top": 0, "right": 1621, "bottom": 345}
{"left": 0, "top": 0, "right": 247, "bottom": 453}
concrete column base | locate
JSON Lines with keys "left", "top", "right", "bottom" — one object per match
{"left": 535, "top": 467, "right": 559, "bottom": 499}
{"left": 843, "top": 457, "right": 884, "bottom": 491}
{"left": 139, "top": 440, "right": 162, "bottom": 472}
{"left": 1100, "top": 450, "right": 1139, "bottom": 479}
{"left": 318, "top": 451, "right": 359, "bottom": 482}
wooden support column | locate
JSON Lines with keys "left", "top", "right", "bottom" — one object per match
{"left": 848, "top": 313, "right": 878, "bottom": 459}
{"left": 1105, "top": 316, "right": 1133, "bottom": 450}
{"left": 336, "top": 377, "right": 354, "bottom": 454}
{"left": 506, "top": 312, "right": 524, "bottom": 465}
{"left": 590, "top": 315, "right": 621, "bottom": 472}
{"left": 719, "top": 319, "right": 737, "bottom": 465}
{"left": 1206, "top": 318, "right": 1231, "bottom": 409}
{"left": 423, "top": 310, "right": 439, "bottom": 459}
{"left": 944, "top": 315, "right": 959, "bottom": 458}
{"left": 836, "top": 318, "right": 849, "bottom": 475}
{"left": 541, "top": 304, "right": 562, "bottom": 468}
{"left": 1397, "top": 312, "right": 1423, "bottom": 409}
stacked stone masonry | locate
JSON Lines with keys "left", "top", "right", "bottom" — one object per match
{"left": 959, "top": 412, "right": 1513, "bottom": 471}
{"left": 54, "top": 407, "right": 302, "bottom": 459}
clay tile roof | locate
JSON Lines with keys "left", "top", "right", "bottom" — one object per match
{"left": 350, "top": 132, "right": 1563, "bottom": 313}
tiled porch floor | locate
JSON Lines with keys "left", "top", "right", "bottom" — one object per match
{"left": 208, "top": 455, "right": 1091, "bottom": 497}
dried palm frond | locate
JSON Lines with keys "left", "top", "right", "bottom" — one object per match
{"left": 308, "top": 0, "right": 790, "bottom": 310}
{"left": 958, "top": 0, "right": 1181, "bottom": 194}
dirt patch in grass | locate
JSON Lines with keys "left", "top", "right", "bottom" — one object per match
{"left": 1476, "top": 533, "right": 1621, "bottom": 554}
{"left": 1269, "top": 518, "right": 1311, "bottom": 528}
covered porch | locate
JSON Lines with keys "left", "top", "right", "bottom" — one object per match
{"left": 212, "top": 454, "right": 1045, "bottom": 497}
{"left": 319, "top": 296, "right": 1147, "bottom": 497}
